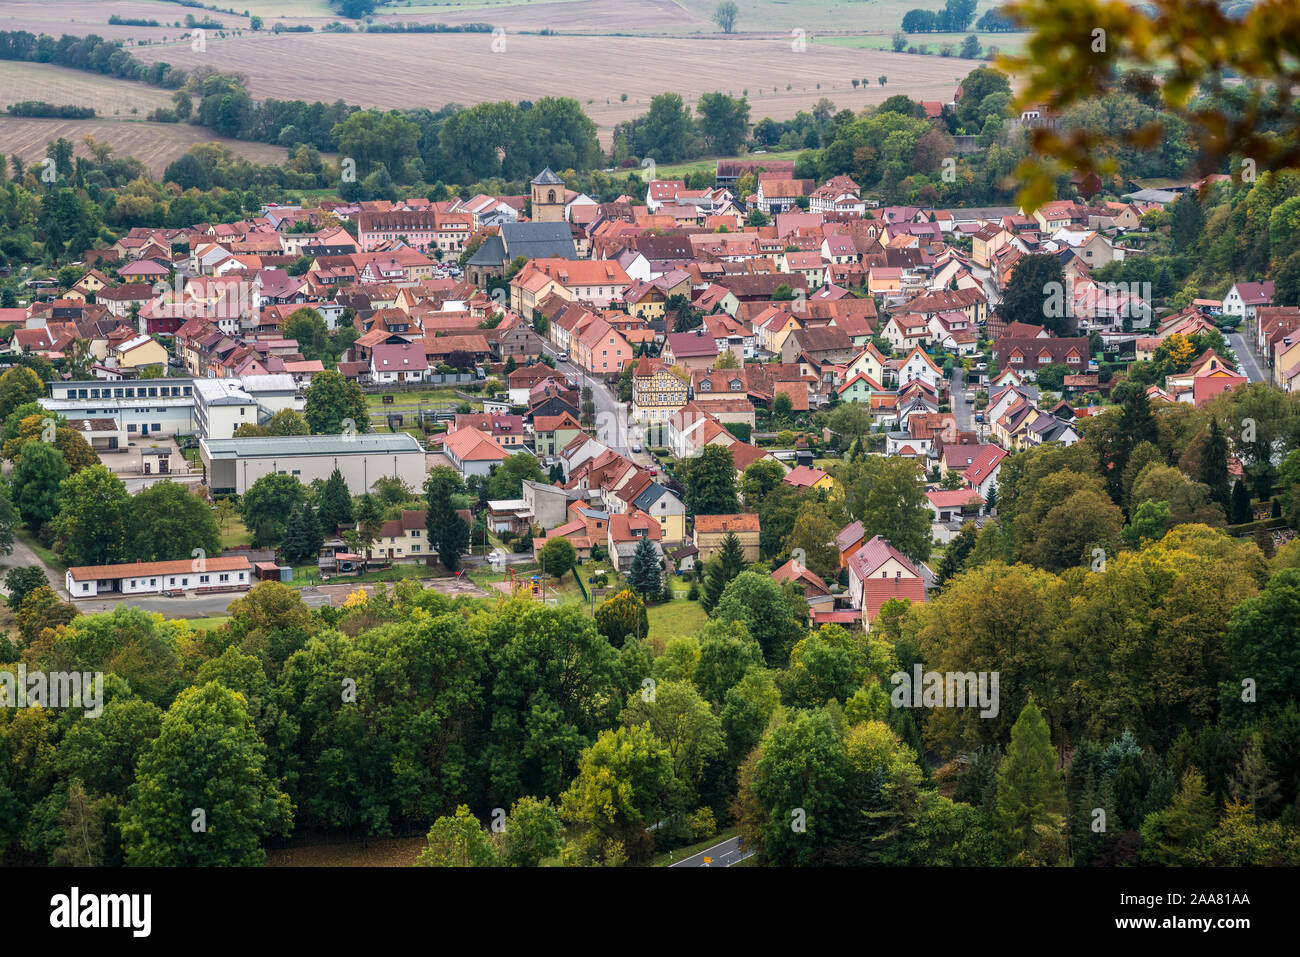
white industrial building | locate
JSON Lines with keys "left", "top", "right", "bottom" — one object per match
{"left": 41, "top": 374, "right": 300, "bottom": 441}
{"left": 200, "top": 432, "right": 427, "bottom": 496}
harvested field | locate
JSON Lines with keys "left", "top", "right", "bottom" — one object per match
{"left": 0, "top": 115, "right": 293, "bottom": 175}
{"left": 0, "top": 0, "right": 252, "bottom": 41}
{"left": 267, "top": 835, "right": 425, "bottom": 867}
{"left": 127, "top": 30, "right": 970, "bottom": 145}
{"left": 0, "top": 61, "right": 173, "bottom": 117}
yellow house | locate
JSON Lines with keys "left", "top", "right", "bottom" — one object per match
{"left": 112, "top": 335, "right": 169, "bottom": 371}
{"left": 510, "top": 266, "right": 567, "bottom": 317}
{"left": 763, "top": 311, "right": 803, "bottom": 354}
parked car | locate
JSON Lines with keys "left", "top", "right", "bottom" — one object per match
{"left": 557, "top": 351, "right": 569, "bottom": 362}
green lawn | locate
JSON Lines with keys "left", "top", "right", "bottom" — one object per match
{"left": 218, "top": 517, "right": 254, "bottom": 550}
{"left": 815, "top": 32, "right": 1030, "bottom": 57}
{"left": 647, "top": 595, "right": 708, "bottom": 639}
{"left": 364, "top": 387, "right": 464, "bottom": 410}
{"left": 653, "top": 149, "right": 804, "bottom": 181}
{"left": 189, "top": 616, "right": 231, "bottom": 631}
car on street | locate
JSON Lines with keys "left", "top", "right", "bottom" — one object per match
{"left": 557, "top": 352, "right": 569, "bottom": 362}
{"left": 631, "top": 444, "right": 642, "bottom": 453}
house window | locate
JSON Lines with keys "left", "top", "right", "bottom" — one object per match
{"left": 200, "top": 575, "right": 210, "bottom": 584}
{"left": 82, "top": 583, "right": 89, "bottom": 592}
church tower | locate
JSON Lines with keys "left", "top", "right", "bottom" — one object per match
{"left": 530, "top": 168, "right": 566, "bottom": 223}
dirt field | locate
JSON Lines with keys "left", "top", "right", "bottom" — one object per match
{"left": 0, "top": 0, "right": 983, "bottom": 153}
{"left": 267, "top": 835, "right": 425, "bottom": 867}
{"left": 125, "top": 30, "right": 970, "bottom": 146}
{"left": 0, "top": 61, "right": 174, "bottom": 116}
{"left": 0, "top": 115, "right": 294, "bottom": 175}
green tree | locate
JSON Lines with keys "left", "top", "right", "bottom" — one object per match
{"left": 52, "top": 464, "right": 130, "bottom": 567}
{"left": 1140, "top": 767, "right": 1214, "bottom": 866}
{"left": 4, "top": 565, "right": 48, "bottom": 611}
{"left": 415, "top": 806, "right": 499, "bottom": 866}
{"left": 999, "top": 253, "right": 1067, "bottom": 334}
{"left": 782, "top": 501, "right": 840, "bottom": 581}
{"left": 700, "top": 531, "right": 747, "bottom": 611}
{"left": 837, "top": 454, "right": 932, "bottom": 564}
{"left": 560, "top": 723, "right": 675, "bottom": 863}
{"left": 281, "top": 502, "right": 324, "bottom": 565}
{"left": 620, "top": 679, "right": 724, "bottom": 813}
{"left": 714, "top": 570, "right": 807, "bottom": 667}
{"left": 626, "top": 537, "right": 662, "bottom": 599}
{"left": 744, "top": 708, "right": 850, "bottom": 865}
{"left": 241, "top": 473, "right": 307, "bottom": 548}
{"left": 120, "top": 682, "right": 293, "bottom": 866}
{"left": 696, "top": 92, "right": 751, "bottom": 156}
{"left": 10, "top": 440, "right": 67, "bottom": 529}
{"left": 713, "top": 0, "right": 739, "bottom": 33}
{"left": 0, "top": 363, "right": 47, "bottom": 422}
{"left": 127, "top": 481, "right": 221, "bottom": 562}
{"left": 303, "top": 370, "right": 368, "bottom": 435}
{"left": 595, "top": 588, "right": 649, "bottom": 648}
{"left": 538, "top": 536, "right": 577, "bottom": 581}
{"left": 425, "top": 466, "right": 469, "bottom": 571}
{"left": 266, "top": 408, "right": 310, "bottom": 436}
{"left": 315, "top": 467, "right": 354, "bottom": 534}
{"left": 995, "top": 697, "right": 1066, "bottom": 861}
{"left": 501, "top": 796, "right": 564, "bottom": 866}
{"left": 682, "top": 444, "right": 739, "bottom": 516}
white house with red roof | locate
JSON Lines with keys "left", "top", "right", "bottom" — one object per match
{"left": 1223, "top": 281, "right": 1274, "bottom": 320}
{"left": 846, "top": 535, "right": 927, "bottom": 632}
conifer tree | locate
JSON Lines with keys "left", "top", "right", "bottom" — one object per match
{"left": 995, "top": 696, "right": 1066, "bottom": 858}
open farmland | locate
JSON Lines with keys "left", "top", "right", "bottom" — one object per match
{"left": 0, "top": 61, "right": 175, "bottom": 117}
{"left": 125, "top": 30, "right": 971, "bottom": 146}
{"left": 0, "top": 0, "right": 255, "bottom": 41}
{"left": 0, "top": 115, "right": 295, "bottom": 175}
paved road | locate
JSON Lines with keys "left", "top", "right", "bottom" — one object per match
{"left": 1230, "top": 330, "right": 1266, "bottom": 383}
{"left": 670, "top": 836, "right": 755, "bottom": 868}
{"left": 73, "top": 591, "right": 246, "bottom": 617}
{"left": 536, "top": 343, "right": 628, "bottom": 452}
{"left": 950, "top": 364, "right": 974, "bottom": 434}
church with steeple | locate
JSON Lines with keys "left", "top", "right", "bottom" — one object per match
{"left": 530, "top": 168, "right": 566, "bottom": 223}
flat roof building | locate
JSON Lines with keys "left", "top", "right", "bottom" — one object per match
{"left": 200, "top": 432, "right": 426, "bottom": 496}
{"left": 42, "top": 374, "right": 300, "bottom": 441}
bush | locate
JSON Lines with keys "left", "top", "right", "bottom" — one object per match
{"left": 687, "top": 581, "right": 700, "bottom": 601}
{"left": 690, "top": 807, "right": 716, "bottom": 840}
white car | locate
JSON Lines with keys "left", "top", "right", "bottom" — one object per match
{"left": 557, "top": 352, "right": 569, "bottom": 362}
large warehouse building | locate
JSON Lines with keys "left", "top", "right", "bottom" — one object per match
{"left": 200, "top": 432, "right": 427, "bottom": 495}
